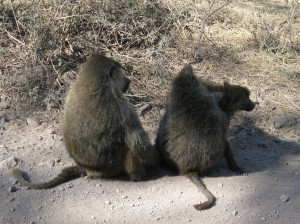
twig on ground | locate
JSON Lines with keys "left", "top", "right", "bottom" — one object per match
{"left": 9, "top": 0, "right": 21, "bottom": 33}
{"left": 4, "top": 29, "right": 25, "bottom": 46}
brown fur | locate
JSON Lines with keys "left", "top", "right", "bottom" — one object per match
{"left": 13, "top": 55, "right": 160, "bottom": 189}
{"left": 155, "top": 64, "right": 255, "bottom": 210}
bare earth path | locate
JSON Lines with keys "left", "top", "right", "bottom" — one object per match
{"left": 0, "top": 114, "right": 299, "bottom": 224}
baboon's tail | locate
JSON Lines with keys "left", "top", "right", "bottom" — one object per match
{"left": 12, "top": 166, "right": 85, "bottom": 189}
{"left": 186, "top": 172, "right": 216, "bottom": 210}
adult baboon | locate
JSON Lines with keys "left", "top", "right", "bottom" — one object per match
{"left": 13, "top": 55, "right": 160, "bottom": 189}
{"left": 156, "top": 64, "right": 255, "bottom": 210}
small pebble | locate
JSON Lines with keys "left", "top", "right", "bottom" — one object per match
{"left": 65, "top": 183, "right": 73, "bottom": 189}
{"left": 232, "top": 211, "right": 238, "bottom": 216}
{"left": 280, "top": 194, "right": 290, "bottom": 203}
{"left": 48, "top": 129, "right": 56, "bottom": 134}
{"left": 0, "top": 157, "right": 19, "bottom": 169}
{"left": 26, "top": 118, "right": 40, "bottom": 127}
{"left": 9, "top": 177, "right": 18, "bottom": 184}
{"left": 8, "top": 186, "right": 18, "bottom": 192}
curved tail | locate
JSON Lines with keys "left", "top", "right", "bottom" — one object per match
{"left": 12, "top": 166, "right": 85, "bottom": 189}
{"left": 186, "top": 172, "right": 216, "bottom": 210}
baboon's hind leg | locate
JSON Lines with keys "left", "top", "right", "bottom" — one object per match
{"left": 224, "top": 141, "right": 243, "bottom": 174}
{"left": 186, "top": 172, "right": 216, "bottom": 210}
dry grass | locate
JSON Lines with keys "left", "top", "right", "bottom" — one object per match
{"left": 0, "top": 0, "right": 299, "bottom": 140}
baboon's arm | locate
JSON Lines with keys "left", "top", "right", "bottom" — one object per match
{"left": 224, "top": 141, "right": 243, "bottom": 174}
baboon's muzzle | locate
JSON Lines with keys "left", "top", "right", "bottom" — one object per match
{"left": 245, "top": 100, "right": 256, "bottom": 111}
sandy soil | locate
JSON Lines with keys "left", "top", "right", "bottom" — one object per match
{"left": 0, "top": 109, "right": 299, "bottom": 224}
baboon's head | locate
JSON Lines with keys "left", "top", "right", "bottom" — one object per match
{"left": 81, "top": 55, "right": 131, "bottom": 93}
{"left": 107, "top": 62, "right": 131, "bottom": 93}
{"left": 222, "top": 82, "right": 256, "bottom": 113}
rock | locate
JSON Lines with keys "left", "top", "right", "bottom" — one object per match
{"left": 0, "top": 157, "right": 18, "bottom": 169}
{"left": 0, "top": 101, "right": 10, "bottom": 109}
{"left": 8, "top": 186, "right": 18, "bottom": 192}
{"left": 27, "top": 118, "right": 40, "bottom": 127}
{"left": 272, "top": 116, "right": 297, "bottom": 129}
{"left": 280, "top": 194, "right": 290, "bottom": 203}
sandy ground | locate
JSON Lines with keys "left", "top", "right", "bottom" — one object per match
{"left": 0, "top": 111, "right": 299, "bottom": 224}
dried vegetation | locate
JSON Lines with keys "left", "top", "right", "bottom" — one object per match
{"left": 0, "top": 0, "right": 299, "bottom": 140}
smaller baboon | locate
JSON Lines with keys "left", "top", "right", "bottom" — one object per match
{"left": 156, "top": 64, "right": 255, "bottom": 210}
{"left": 13, "top": 55, "right": 160, "bottom": 189}
{"left": 203, "top": 79, "right": 256, "bottom": 173}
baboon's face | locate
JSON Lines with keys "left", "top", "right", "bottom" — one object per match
{"left": 108, "top": 65, "right": 131, "bottom": 93}
{"left": 237, "top": 94, "right": 256, "bottom": 111}
{"left": 223, "top": 82, "right": 256, "bottom": 112}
